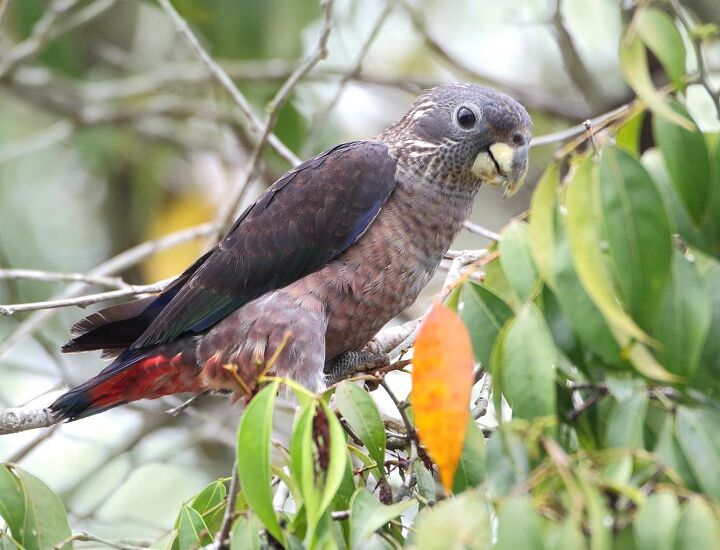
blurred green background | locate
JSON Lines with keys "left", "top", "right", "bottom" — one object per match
{"left": 0, "top": 0, "right": 718, "bottom": 544}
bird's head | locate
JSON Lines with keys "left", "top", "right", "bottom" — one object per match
{"left": 381, "top": 84, "right": 532, "bottom": 197}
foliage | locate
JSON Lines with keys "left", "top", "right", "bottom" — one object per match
{"left": 2, "top": 1, "right": 720, "bottom": 549}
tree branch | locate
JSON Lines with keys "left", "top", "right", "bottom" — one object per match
{"left": 0, "top": 268, "right": 129, "bottom": 289}
{"left": 213, "top": 0, "right": 335, "bottom": 238}
{"left": 0, "top": 407, "right": 59, "bottom": 436}
{"left": 0, "top": 222, "right": 218, "bottom": 359}
{"left": 156, "top": 0, "right": 300, "bottom": 167}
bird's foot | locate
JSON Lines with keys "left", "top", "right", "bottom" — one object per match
{"left": 324, "top": 351, "right": 388, "bottom": 385}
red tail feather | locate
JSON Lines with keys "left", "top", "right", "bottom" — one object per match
{"left": 51, "top": 350, "right": 202, "bottom": 420}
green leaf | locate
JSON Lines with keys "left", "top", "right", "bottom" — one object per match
{"left": 619, "top": 29, "right": 692, "bottom": 130}
{"left": 654, "top": 415, "right": 699, "bottom": 491}
{"left": 452, "top": 419, "right": 486, "bottom": 493}
{"left": 496, "top": 496, "right": 543, "bottom": 550}
{"left": 552, "top": 220, "right": 621, "bottom": 365}
{"left": 236, "top": 381, "right": 282, "bottom": 541}
{"left": 675, "top": 406, "right": 720, "bottom": 500}
{"left": 565, "top": 156, "right": 647, "bottom": 343}
{"left": 634, "top": 493, "right": 680, "bottom": 550}
{"left": 636, "top": 7, "right": 687, "bottom": 87}
{"left": 545, "top": 519, "right": 585, "bottom": 550}
{"left": 699, "top": 256, "right": 720, "bottom": 387}
{"left": 616, "top": 110, "right": 646, "bottom": 155}
{"left": 653, "top": 251, "right": 711, "bottom": 378}
{"left": 413, "top": 461, "right": 436, "bottom": 503}
{"left": 0, "top": 467, "right": 24, "bottom": 539}
{"left": 349, "top": 489, "right": 415, "bottom": 547}
{"left": 605, "top": 393, "right": 649, "bottom": 448}
{"left": 485, "top": 429, "right": 530, "bottom": 497}
{"left": 598, "top": 146, "right": 672, "bottom": 327}
{"left": 674, "top": 497, "right": 720, "bottom": 549}
{"left": 501, "top": 304, "right": 557, "bottom": 421}
{"left": 642, "top": 149, "right": 709, "bottom": 253}
{"left": 317, "top": 401, "right": 348, "bottom": 520}
{"left": 178, "top": 504, "right": 210, "bottom": 549}
{"left": 335, "top": 382, "right": 386, "bottom": 475}
{"left": 290, "top": 400, "right": 348, "bottom": 546}
{"left": 458, "top": 282, "right": 513, "bottom": 367}
{"left": 414, "top": 491, "right": 491, "bottom": 550}
{"left": 529, "top": 162, "right": 560, "bottom": 289}
{"left": 654, "top": 104, "right": 711, "bottom": 222}
{"left": 291, "top": 401, "right": 320, "bottom": 534}
{"left": 230, "top": 514, "right": 262, "bottom": 550}
{"left": 565, "top": 156, "right": 675, "bottom": 381}
{"left": 0, "top": 466, "right": 72, "bottom": 550}
{"left": 577, "top": 478, "right": 611, "bottom": 550}
{"left": 499, "top": 221, "right": 538, "bottom": 303}
{"left": 190, "top": 480, "right": 227, "bottom": 537}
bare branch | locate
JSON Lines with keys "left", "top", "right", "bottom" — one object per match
{"left": 472, "top": 372, "right": 492, "bottom": 419}
{"left": 669, "top": 0, "right": 720, "bottom": 120}
{"left": 530, "top": 103, "right": 632, "bottom": 148}
{"left": 462, "top": 220, "right": 500, "bottom": 241}
{"left": 0, "top": 120, "right": 75, "bottom": 163}
{"left": 0, "top": 0, "right": 12, "bottom": 30}
{"left": 7, "top": 424, "right": 60, "bottom": 463}
{"left": 0, "top": 222, "right": 218, "bottom": 359}
{"left": 550, "top": 0, "right": 605, "bottom": 110}
{"left": 213, "top": 0, "right": 336, "bottom": 238}
{"left": 399, "top": 0, "right": 590, "bottom": 120}
{"left": 0, "top": 278, "right": 172, "bottom": 316}
{"left": 0, "top": 268, "right": 129, "bottom": 289}
{"left": 156, "top": 0, "right": 300, "bottom": 167}
{"left": 53, "top": 532, "right": 147, "bottom": 550}
{"left": 301, "top": 0, "right": 393, "bottom": 157}
{"left": 0, "top": 0, "right": 81, "bottom": 78}
{"left": 0, "top": 407, "right": 59, "bottom": 436}
{"left": 210, "top": 460, "right": 239, "bottom": 550}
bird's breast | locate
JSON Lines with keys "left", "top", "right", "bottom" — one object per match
{"left": 295, "top": 179, "right": 474, "bottom": 358}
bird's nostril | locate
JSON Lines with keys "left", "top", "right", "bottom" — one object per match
{"left": 512, "top": 133, "right": 525, "bottom": 146}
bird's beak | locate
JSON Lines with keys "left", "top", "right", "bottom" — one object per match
{"left": 471, "top": 142, "right": 529, "bottom": 198}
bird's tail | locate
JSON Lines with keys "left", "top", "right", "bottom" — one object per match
{"left": 50, "top": 346, "right": 202, "bottom": 421}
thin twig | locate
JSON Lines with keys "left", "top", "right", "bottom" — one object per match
{"left": 530, "top": 103, "right": 632, "bottom": 148}
{"left": 0, "top": 0, "right": 11, "bottom": 28}
{"left": 0, "top": 120, "right": 75, "bottom": 163}
{"left": 6, "top": 423, "right": 60, "bottom": 462}
{"left": 53, "top": 532, "right": 148, "bottom": 550}
{"left": 0, "top": 0, "right": 82, "bottom": 78}
{"left": 550, "top": 0, "right": 605, "bottom": 110}
{"left": 156, "top": 0, "right": 300, "bottom": 167}
{"left": 211, "top": 461, "right": 239, "bottom": 550}
{"left": 0, "top": 278, "right": 173, "bottom": 315}
{"left": 668, "top": 0, "right": 720, "bottom": 120}
{"left": 0, "top": 222, "right": 218, "bottom": 359}
{"left": 472, "top": 373, "right": 492, "bottom": 419}
{"left": 301, "top": 0, "right": 392, "bottom": 157}
{"left": 462, "top": 220, "right": 500, "bottom": 241}
{"left": 0, "top": 268, "right": 129, "bottom": 289}
{"left": 399, "top": 0, "right": 589, "bottom": 120}
{"left": 214, "top": 0, "right": 335, "bottom": 238}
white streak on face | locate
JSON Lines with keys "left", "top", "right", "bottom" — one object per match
{"left": 405, "top": 140, "right": 438, "bottom": 149}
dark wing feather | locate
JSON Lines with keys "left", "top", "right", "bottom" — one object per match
{"left": 126, "top": 140, "right": 397, "bottom": 348}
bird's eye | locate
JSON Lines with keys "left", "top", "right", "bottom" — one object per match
{"left": 456, "top": 107, "right": 477, "bottom": 129}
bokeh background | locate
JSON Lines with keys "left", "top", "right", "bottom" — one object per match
{"left": 0, "top": 0, "right": 718, "bottom": 544}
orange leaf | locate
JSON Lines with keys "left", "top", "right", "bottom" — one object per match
{"left": 411, "top": 302, "right": 474, "bottom": 493}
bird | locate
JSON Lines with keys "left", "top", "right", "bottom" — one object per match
{"left": 50, "top": 83, "right": 532, "bottom": 421}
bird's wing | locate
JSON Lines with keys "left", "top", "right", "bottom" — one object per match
{"left": 129, "top": 140, "right": 397, "bottom": 348}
